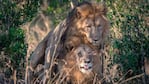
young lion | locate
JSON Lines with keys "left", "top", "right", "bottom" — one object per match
{"left": 58, "top": 44, "right": 102, "bottom": 84}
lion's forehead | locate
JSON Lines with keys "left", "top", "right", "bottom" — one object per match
{"left": 80, "top": 44, "right": 91, "bottom": 50}
{"left": 76, "top": 15, "right": 106, "bottom": 30}
{"left": 81, "top": 16, "right": 106, "bottom": 26}
{"left": 77, "top": 45, "right": 93, "bottom": 55}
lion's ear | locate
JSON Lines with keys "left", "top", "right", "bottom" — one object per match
{"left": 96, "top": 3, "right": 107, "bottom": 15}
{"left": 76, "top": 5, "right": 91, "bottom": 18}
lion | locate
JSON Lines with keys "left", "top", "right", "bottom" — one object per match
{"left": 43, "top": 1, "right": 109, "bottom": 83}
{"left": 63, "top": 1, "right": 109, "bottom": 51}
{"left": 27, "top": 1, "right": 109, "bottom": 83}
{"left": 58, "top": 44, "right": 102, "bottom": 84}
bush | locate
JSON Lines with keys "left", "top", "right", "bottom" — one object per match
{"left": 0, "top": 28, "right": 27, "bottom": 78}
{"left": 0, "top": 0, "right": 40, "bottom": 79}
{"left": 106, "top": 0, "right": 149, "bottom": 82}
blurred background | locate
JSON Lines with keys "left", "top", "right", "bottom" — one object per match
{"left": 0, "top": 0, "right": 148, "bottom": 83}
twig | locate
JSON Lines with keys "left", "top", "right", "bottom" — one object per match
{"left": 70, "top": 0, "right": 78, "bottom": 9}
{"left": 34, "top": 72, "right": 44, "bottom": 84}
{"left": 93, "top": 73, "right": 97, "bottom": 84}
{"left": 119, "top": 73, "right": 144, "bottom": 84}
{"left": 13, "top": 70, "right": 17, "bottom": 84}
{"left": 25, "top": 47, "right": 30, "bottom": 84}
{"left": 117, "top": 69, "right": 133, "bottom": 83}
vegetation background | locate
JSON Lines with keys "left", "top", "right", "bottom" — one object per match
{"left": 0, "top": 0, "right": 148, "bottom": 83}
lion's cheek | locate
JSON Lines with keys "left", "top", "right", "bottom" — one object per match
{"left": 81, "top": 31, "right": 92, "bottom": 43}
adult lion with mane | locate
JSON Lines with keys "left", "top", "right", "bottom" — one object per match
{"left": 27, "top": 1, "right": 109, "bottom": 84}
{"left": 58, "top": 44, "right": 102, "bottom": 84}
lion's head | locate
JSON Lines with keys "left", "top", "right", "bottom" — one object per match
{"left": 74, "top": 44, "right": 95, "bottom": 74}
{"left": 61, "top": 44, "right": 102, "bottom": 83}
{"left": 64, "top": 2, "right": 109, "bottom": 49}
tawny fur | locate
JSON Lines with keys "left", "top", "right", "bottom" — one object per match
{"left": 59, "top": 44, "right": 102, "bottom": 84}
{"left": 63, "top": 1, "right": 109, "bottom": 51}
{"left": 28, "top": 1, "right": 109, "bottom": 83}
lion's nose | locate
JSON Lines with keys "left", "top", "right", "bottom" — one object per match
{"left": 92, "top": 35, "right": 98, "bottom": 41}
{"left": 94, "top": 39, "right": 98, "bottom": 42}
{"left": 84, "top": 60, "right": 91, "bottom": 63}
{"left": 93, "top": 38, "right": 99, "bottom": 43}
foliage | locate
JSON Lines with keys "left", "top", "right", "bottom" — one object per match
{"left": 106, "top": 0, "right": 149, "bottom": 81}
{"left": 0, "top": 0, "right": 40, "bottom": 78}
{"left": 46, "top": 0, "right": 70, "bottom": 26}
{"left": 0, "top": 28, "right": 27, "bottom": 78}
{"left": 0, "top": 0, "right": 40, "bottom": 30}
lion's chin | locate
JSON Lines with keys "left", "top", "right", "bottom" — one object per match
{"left": 80, "top": 67, "right": 92, "bottom": 74}
{"left": 79, "top": 64, "right": 93, "bottom": 74}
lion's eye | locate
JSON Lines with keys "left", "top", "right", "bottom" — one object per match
{"left": 85, "top": 25, "right": 91, "bottom": 31}
{"left": 98, "top": 24, "right": 103, "bottom": 29}
{"left": 86, "top": 25, "right": 91, "bottom": 28}
{"left": 78, "top": 52, "right": 82, "bottom": 57}
{"left": 98, "top": 24, "right": 101, "bottom": 27}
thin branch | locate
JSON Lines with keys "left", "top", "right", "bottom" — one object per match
{"left": 70, "top": 0, "right": 79, "bottom": 9}
{"left": 119, "top": 73, "right": 144, "bottom": 84}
